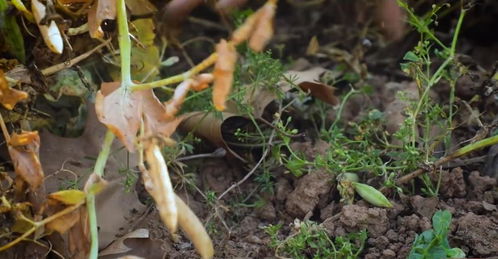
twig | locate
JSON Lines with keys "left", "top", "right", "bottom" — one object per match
{"left": 217, "top": 129, "right": 276, "bottom": 201}
{"left": 41, "top": 39, "right": 111, "bottom": 76}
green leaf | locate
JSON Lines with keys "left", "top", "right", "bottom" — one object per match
{"left": 0, "top": 0, "right": 25, "bottom": 63}
{"left": 432, "top": 210, "right": 451, "bottom": 235}
{"left": 352, "top": 182, "right": 393, "bottom": 208}
{"left": 447, "top": 248, "right": 465, "bottom": 258}
{"left": 403, "top": 51, "right": 420, "bottom": 62}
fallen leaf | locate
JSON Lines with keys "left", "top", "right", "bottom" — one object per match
{"left": 299, "top": 81, "right": 338, "bottom": 105}
{"left": 213, "top": 40, "right": 237, "bottom": 111}
{"left": 48, "top": 189, "right": 86, "bottom": 205}
{"left": 100, "top": 228, "right": 149, "bottom": 256}
{"left": 0, "top": 70, "right": 28, "bottom": 110}
{"left": 8, "top": 131, "right": 44, "bottom": 189}
{"left": 95, "top": 82, "right": 144, "bottom": 152}
{"left": 9, "top": 130, "right": 38, "bottom": 146}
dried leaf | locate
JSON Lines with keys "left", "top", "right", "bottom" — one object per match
{"left": 191, "top": 73, "right": 214, "bottom": 91}
{"left": 95, "top": 82, "right": 144, "bottom": 152}
{"left": 88, "top": 0, "right": 116, "bottom": 39}
{"left": 306, "top": 36, "right": 319, "bottom": 55}
{"left": 48, "top": 190, "right": 86, "bottom": 205}
{"left": 100, "top": 228, "right": 149, "bottom": 256}
{"left": 213, "top": 40, "right": 237, "bottom": 111}
{"left": 125, "top": 0, "right": 157, "bottom": 16}
{"left": 31, "top": 0, "right": 63, "bottom": 54}
{"left": 0, "top": 70, "right": 28, "bottom": 110}
{"left": 141, "top": 141, "right": 177, "bottom": 233}
{"left": 299, "top": 81, "right": 338, "bottom": 105}
{"left": 141, "top": 89, "right": 184, "bottom": 139}
{"left": 83, "top": 173, "right": 108, "bottom": 195}
{"left": 46, "top": 208, "right": 80, "bottom": 234}
{"left": 9, "top": 130, "right": 38, "bottom": 146}
{"left": 164, "top": 79, "right": 193, "bottom": 119}
{"left": 176, "top": 194, "right": 214, "bottom": 259}
{"left": 248, "top": 1, "right": 276, "bottom": 52}
{"left": 68, "top": 206, "right": 90, "bottom": 259}
{"left": 8, "top": 131, "right": 44, "bottom": 189}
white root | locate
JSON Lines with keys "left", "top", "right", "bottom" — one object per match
{"left": 31, "top": 0, "right": 63, "bottom": 54}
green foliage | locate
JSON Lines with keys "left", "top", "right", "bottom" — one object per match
{"left": 0, "top": 0, "right": 25, "bottom": 62}
{"left": 408, "top": 210, "right": 465, "bottom": 259}
{"left": 265, "top": 221, "right": 367, "bottom": 259}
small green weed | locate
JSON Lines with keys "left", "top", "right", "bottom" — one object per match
{"left": 408, "top": 210, "right": 465, "bottom": 259}
{"left": 265, "top": 221, "right": 367, "bottom": 259}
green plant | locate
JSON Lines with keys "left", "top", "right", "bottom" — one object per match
{"left": 265, "top": 221, "right": 367, "bottom": 259}
{"left": 408, "top": 210, "right": 465, "bottom": 259}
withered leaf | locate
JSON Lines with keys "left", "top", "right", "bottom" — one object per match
{"left": 142, "top": 89, "right": 184, "bottom": 139}
{"left": 213, "top": 40, "right": 237, "bottom": 111}
{"left": 68, "top": 206, "right": 90, "bottom": 259}
{"left": 8, "top": 131, "right": 44, "bottom": 190}
{"left": 248, "top": 1, "right": 276, "bottom": 52}
{"left": 88, "top": 0, "right": 116, "bottom": 39}
{"left": 48, "top": 190, "right": 86, "bottom": 205}
{"left": 46, "top": 208, "right": 80, "bottom": 234}
{"left": 83, "top": 173, "right": 108, "bottom": 195}
{"left": 95, "top": 82, "right": 144, "bottom": 152}
{"left": 0, "top": 70, "right": 28, "bottom": 110}
{"left": 299, "top": 81, "right": 338, "bottom": 105}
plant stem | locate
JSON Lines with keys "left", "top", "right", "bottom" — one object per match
{"left": 117, "top": 0, "right": 132, "bottom": 87}
{"left": 131, "top": 53, "right": 218, "bottom": 91}
{"left": 87, "top": 130, "right": 115, "bottom": 259}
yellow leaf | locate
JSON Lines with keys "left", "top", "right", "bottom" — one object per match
{"left": 0, "top": 70, "right": 28, "bottom": 110}
{"left": 48, "top": 190, "right": 86, "bottom": 205}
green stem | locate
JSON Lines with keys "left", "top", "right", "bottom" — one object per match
{"left": 87, "top": 130, "right": 115, "bottom": 259}
{"left": 117, "top": 0, "right": 132, "bottom": 87}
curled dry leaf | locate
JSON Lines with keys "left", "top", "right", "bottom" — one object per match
{"left": 213, "top": 40, "right": 237, "bottom": 111}
{"left": 31, "top": 0, "right": 63, "bottom": 54}
{"left": 7, "top": 131, "right": 44, "bottom": 190}
{"left": 164, "top": 79, "right": 194, "bottom": 119}
{"left": 88, "top": 0, "right": 116, "bottom": 39}
{"left": 99, "top": 228, "right": 149, "bottom": 256}
{"left": 176, "top": 194, "right": 214, "bottom": 259}
{"left": 141, "top": 89, "right": 184, "bottom": 139}
{"left": 46, "top": 207, "right": 80, "bottom": 234}
{"left": 285, "top": 67, "right": 339, "bottom": 105}
{"left": 68, "top": 206, "right": 91, "bottom": 258}
{"left": 142, "top": 140, "right": 177, "bottom": 233}
{"left": 95, "top": 82, "right": 144, "bottom": 152}
{"left": 191, "top": 73, "right": 214, "bottom": 92}
{"left": 0, "top": 70, "right": 28, "bottom": 110}
{"left": 248, "top": 0, "right": 276, "bottom": 52}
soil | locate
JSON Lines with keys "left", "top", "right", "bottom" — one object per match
{"left": 1, "top": 0, "right": 498, "bottom": 259}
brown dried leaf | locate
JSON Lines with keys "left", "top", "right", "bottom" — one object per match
{"left": 88, "top": 0, "right": 116, "bottom": 39}
{"left": 299, "top": 81, "right": 338, "bottom": 105}
{"left": 95, "top": 82, "right": 143, "bottom": 152}
{"left": 248, "top": 1, "right": 276, "bottom": 52}
{"left": 46, "top": 208, "right": 80, "bottom": 234}
{"left": 306, "top": 36, "right": 319, "bottom": 55}
{"left": 9, "top": 130, "right": 38, "bottom": 147}
{"left": 141, "top": 89, "right": 184, "bottom": 139}
{"left": 213, "top": 40, "right": 237, "bottom": 111}
{"left": 8, "top": 131, "right": 44, "bottom": 190}
{"left": 68, "top": 206, "right": 90, "bottom": 259}
{"left": 0, "top": 70, "right": 28, "bottom": 110}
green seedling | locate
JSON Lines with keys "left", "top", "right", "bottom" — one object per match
{"left": 266, "top": 221, "right": 367, "bottom": 259}
{"left": 408, "top": 210, "right": 465, "bottom": 259}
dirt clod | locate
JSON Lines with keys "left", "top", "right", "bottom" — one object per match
{"left": 455, "top": 212, "right": 498, "bottom": 255}
{"left": 285, "top": 169, "right": 335, "bottom": 218}
{"left": 337, "top": 205, "right": 389, "bottom": 236}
